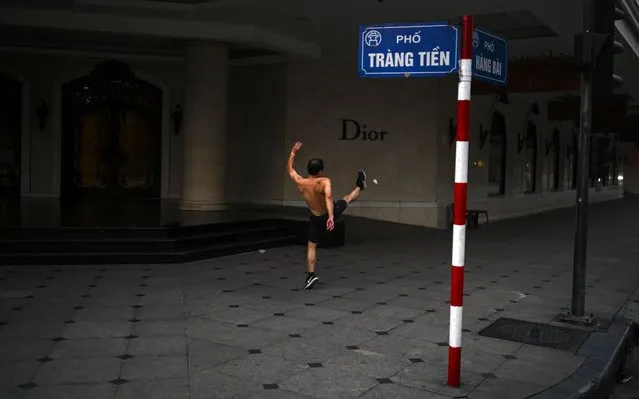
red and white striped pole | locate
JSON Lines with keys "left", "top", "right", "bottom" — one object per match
{"left": 448, "top": 14, "right": 473, "bottom": 388}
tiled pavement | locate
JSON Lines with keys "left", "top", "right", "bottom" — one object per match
{"left": 1, "top": 195, "right": 638, "bottom": 398}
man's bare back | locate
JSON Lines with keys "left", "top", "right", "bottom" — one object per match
{"left": 295, "top": 177, "right": 331, "bottom": 217}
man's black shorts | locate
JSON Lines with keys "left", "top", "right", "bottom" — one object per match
{"left": 308, "top": 199, "right": 347, "bottom": 244}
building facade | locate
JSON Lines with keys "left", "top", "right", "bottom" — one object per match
{"left": 1, "top": 0, "right": 637, "bottom": 228}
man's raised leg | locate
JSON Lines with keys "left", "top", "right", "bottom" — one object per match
{"left": 343, "top": 187, "right": 361, "bottom": 204}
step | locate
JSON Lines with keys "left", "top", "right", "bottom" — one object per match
{"left": 0, "top": 226, "right": 291, "bottom": 253}
{"left": 0, "top": 219, "right": 288, "bottom": 240}
{"left": 0, "top": 235, "right": 299, "bottom": 265}
{"left": 176, "top": 226, "right": 289, "bottom": 249}
{"left": 0, "top": 227, "right": 169, "bottom": 240}
{"left": 167, "top": 219, "right": 283, "bottom": 237}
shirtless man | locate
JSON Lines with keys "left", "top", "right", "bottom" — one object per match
{"left": 286, "top": 142, "right": 367, "bottom": 289}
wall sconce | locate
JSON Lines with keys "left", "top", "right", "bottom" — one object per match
{"left": 448, "top": 118, "right": 456, "bottom": 147}
{"left": 35, "top": 99, "right": 49, "bottom": 131}
{"left": 172, "top": 105, "right": 183, "bottom": 135}
{"left": 472, "top": 160, "right": 486, "bottom": 168}
{"left": 479, "top": 124, "right": 490, "bottom": 149}
{"left": 517, "top": 134, "right": 526, "bottom": 153}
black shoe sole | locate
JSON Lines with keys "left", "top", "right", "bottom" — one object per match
{"left": 357, "top": 170, "right": 367, "bottom": 190}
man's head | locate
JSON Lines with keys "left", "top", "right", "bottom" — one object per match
{"left": 307, "top": 158, "right": 324, "bottom": 176}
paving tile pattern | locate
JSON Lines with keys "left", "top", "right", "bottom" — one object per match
{"left": 0, "top": 197, "right": 638, "bottom": 398}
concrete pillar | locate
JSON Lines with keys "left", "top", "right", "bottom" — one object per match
{"left": 179, "top": 43, "right": 229, "bottom": 211}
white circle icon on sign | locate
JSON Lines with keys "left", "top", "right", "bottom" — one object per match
{"left": 365, "top": 30, "right": 382, "bottom": 47}
{"left": 472, "top": 31, "right": 479, "bottom": 48}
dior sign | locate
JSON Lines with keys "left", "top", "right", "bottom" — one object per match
{"left": 340, "top": 119, "right": 388, "bottom": 141}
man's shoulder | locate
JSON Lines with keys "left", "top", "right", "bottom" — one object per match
{"left": 300, "top": 176, "right": 330, "bottom": 183}
{"left": 316, "top": 177, "right": 331, "bottom": 187}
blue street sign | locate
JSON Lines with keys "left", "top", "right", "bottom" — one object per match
{"left": 471, "top": 29, "right": 508, "bottom": 85}
{"left": 358, "top": 22, "right": 459, "bottom": 78}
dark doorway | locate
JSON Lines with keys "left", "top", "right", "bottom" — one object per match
{"left": 60, "top": 61, "right": 162, "bottom": 201}
{"left": 0, "top": 72, "right": 22, "bottom": 199}
{"left": 487, "top": 112, "right": 507, "bottom": 196}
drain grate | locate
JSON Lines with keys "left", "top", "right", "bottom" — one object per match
{"left": 477, "top": 318, "right": 591, "bottom": 352}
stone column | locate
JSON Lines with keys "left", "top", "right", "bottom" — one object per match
{"left": 179, "top": 43, "right": 229, "bottom": 211}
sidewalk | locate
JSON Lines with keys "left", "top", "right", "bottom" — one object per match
{"left": 0, "top": 196, "right": 638, "bottom": 398}
{"left": 610, "top": 344, "right": 639, "bottom": 398}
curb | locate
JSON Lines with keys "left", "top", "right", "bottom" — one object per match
{"left": 528, "top": 288, "right": 639, "bottom": 399}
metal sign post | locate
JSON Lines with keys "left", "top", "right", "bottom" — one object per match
{"left": 357, "top": 16, "right": 507, "bottom": 387}
{"left": 448, "top": 14, "right": 473, "bottom": 388}
{"left": 566, "top": 0, "right": 602, "bottom": 326}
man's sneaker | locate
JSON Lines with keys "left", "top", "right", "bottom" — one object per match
{"left": 304, "top": 273, "right": 319, "bottom": 290}
{"left": 356, "top": 169, "right": 367, "bottom": 190}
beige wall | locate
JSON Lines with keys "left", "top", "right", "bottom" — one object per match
{"left": 281, "top": 57, "right": 442, "bottom": 226}
{"left": 226, "top": 56, "right": 444, "bottom": 226}
{"left": 0, "top": 52, "right": 185, "bottom": 197}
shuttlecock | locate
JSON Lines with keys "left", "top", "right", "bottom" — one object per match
{"left": 373, "top": 179, "right": 379, "bottom": 185}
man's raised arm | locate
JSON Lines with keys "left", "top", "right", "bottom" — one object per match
{"left": 287, "top": 142, "right": 303, "bottom": 182}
